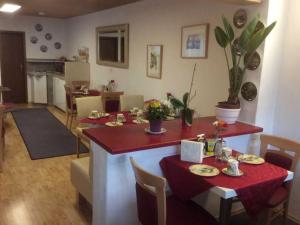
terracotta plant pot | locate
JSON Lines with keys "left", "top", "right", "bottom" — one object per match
{"left": 215, "top": 106, "right": 241, "bottom": 124}
{"left": 149, "top": 119, "right": 162, "bottom": 132}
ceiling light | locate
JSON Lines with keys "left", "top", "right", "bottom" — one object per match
{"left": 0, "top": 3, "right": 21, "bottom": 13}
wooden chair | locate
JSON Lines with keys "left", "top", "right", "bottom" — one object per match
{"left": 260, "top": 134, "right": 300, "bottom": 225}
{"left": 0, "top": 106, "right": 5, "bottom": 172}
{"left": 120, "top": 95, "right": 144, "bottom": 111}
{"left": 71, "top": 80, "right": 90, "bottom": 90}
{"left": 64, "top": 85, "right": 77, "bottom": 129}
{"left": 75, "top": 96, "right": 103, "bottom": 158}
{"left": 130, "top": 157, "right": 218, "bottom": 225}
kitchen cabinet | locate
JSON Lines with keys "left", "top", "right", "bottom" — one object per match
{"left": 53, "top": 76, "right": 66, "bottom": 111}
{"left": 27, "top": 73, "right": 47, "bottom": 104}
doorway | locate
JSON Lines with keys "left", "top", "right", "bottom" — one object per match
{"left": 0, "top": 31, "right": 27, "bottom": 103}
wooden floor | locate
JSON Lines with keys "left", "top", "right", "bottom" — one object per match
{"left": 0, "top": 105, "right": 298, "bottom": 225}
{"left": 0, "top": 105, "right": 91, "bottom": 225}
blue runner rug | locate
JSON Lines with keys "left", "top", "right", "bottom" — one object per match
{"left": 12, "top": 108, "right": 88, "bottom": 160}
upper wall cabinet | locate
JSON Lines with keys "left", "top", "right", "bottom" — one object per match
{"left": 96, "top": 24, "right": 129, "bottom": 69}
{"left": 215, "top": 0, "right": 262, "bottom": 4}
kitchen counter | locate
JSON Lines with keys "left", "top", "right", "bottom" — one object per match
{"left": 83, "top": 116, "right": 263, "bottom": 155}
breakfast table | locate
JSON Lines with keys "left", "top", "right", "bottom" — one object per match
{"left": 160, "top": 154, "right": 293, "bottom": 225}
{"left": 82, "top": 116, "right": 267, "bottom": 225}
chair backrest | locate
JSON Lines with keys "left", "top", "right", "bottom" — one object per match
{"left": 130, "top": 157, "right": 166, "bottom": 225}
{"left": 71, "top": 80, "right": 90, "bottom": 90}
{"left": 260, "top": 134, "right": 300, "bottom": 172}
{"left": 64, "top": 85, "right": 74, "bottom": 111}
{"left": 76, "top": 96, "right": 103, "bottom": 119}
{"left": 120, "top": 95, "right": 144, "bottom": 111}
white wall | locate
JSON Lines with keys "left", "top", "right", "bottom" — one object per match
{"left": 66, "top": 0, "right": 266, "bottom": 118}
{"left": 272, "top": 0, "right": 300, "bottom": 221}
{"left": 0, "top": 14, "right": 66, "bottom": 59}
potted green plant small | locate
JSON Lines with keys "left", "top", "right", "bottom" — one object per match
{"left": 214, "top": 16, "right": 276, "bottom": 123}
{"left": 145, "top": 100, "right": 168, "bottom": 132}
{"left": 168, "top": 92, "right": 194, "bottom": 127}
{"left": 167, "top": 64, "right": 197, "bottom": 127}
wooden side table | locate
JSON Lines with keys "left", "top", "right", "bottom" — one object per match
{"left": 101, "top": 91, "right": 124, "bottom": 112}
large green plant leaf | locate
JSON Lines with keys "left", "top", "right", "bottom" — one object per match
{"left": 182, "top": 92, "right": 189, "bottom": 107}
{"left": 170, "top": 98, "right": 184, "bottom": 109}
{"left": 246, "top": 21, "right": 276, "bottom": 53}
{"left": 239, "top": 17, "right": 259, "bottom": 51}
{"left": 222, "top": 16, "right": 234, "bottom": 42}
{"left": 184, "top": 108, "right": 193, "bottom": 126}
{"left": 215, "top": 27, "right": 229, "bottom": 48}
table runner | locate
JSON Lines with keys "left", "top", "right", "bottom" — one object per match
{"left": 160, "top": 155, "right": 288, "bottom": 217}
{"left": 80, "top": 111, "right": 134, "bottom": 125}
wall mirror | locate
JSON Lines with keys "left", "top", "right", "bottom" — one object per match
{"left": 96, "top": 24, "right": 129, "bottom": 68}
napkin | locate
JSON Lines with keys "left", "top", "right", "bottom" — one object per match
{"left": 181, "top": 140, "right": 204, "bottom": 163}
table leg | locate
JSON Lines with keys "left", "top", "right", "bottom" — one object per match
{"left": 219, "top": 197, "right": 232, "bottom": 225}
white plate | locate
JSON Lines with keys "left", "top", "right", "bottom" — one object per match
{"left": 189, "top": 164, "right": 220, "bottom": 177}
{"left": 88, "top": 113, "right": 110, "bottom": 119}
{"left": 238, "top": 154, "right": 265, "bottom": 165}
{"left": 222, "top": 168, "right": 244, "bottom": 177}
{"left": 105, "top": 122, "right": 123, "bottom": 127}
{"left": 133, "top": 119, "right": 149, "bottom": 124}
{"left": 144, "top": 127, "right": 167, "bottom": 135}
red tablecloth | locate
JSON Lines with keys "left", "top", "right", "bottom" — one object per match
{"left": 160, "top": 155, "right": 288, "bottom": 217}
{"left": 80, "top": 111, "right": 134, "bottom": 125}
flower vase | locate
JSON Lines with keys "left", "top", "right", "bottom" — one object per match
{"left": 149, "top": 119, "right": 162, "bottom": 132}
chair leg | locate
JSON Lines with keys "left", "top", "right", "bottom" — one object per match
{"left": 76, "top": 135, "right": 81, "bottom": 158}
{"left": 66, "top": 112, "right": 70, "bottom": 128}
{"left": 70, "top": 114, "right": 74, "bottom": 130}
{"left": 265, "top": 208, "right": 273, "bottom": 225}
{"left": 283, "top": 201, "right": 289, "bottom": 225}
{"left": 0, "top": 146, "right": 3, "bottom": 172}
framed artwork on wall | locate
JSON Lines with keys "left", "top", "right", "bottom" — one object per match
{"left": 181, "top": 23, "right": 209, "bottom": 59}
{"left": 147, "top": 45, "right": 163, "bottom": 79}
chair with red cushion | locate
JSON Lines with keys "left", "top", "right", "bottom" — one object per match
{"left": 64, "top": 85, "right": 77, "bottom": 129}
{"left": 130, "top": 157, "right": 218, "bottom": 225}
{"left": 260, "top": 134, "right": 300, "bottom": 225}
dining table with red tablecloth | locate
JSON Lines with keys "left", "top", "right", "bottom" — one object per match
{"left": 160, "top": 153, "right": 292, "bottom": 225}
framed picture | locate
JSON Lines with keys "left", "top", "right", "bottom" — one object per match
{"left": 181, "top": 23, "right": 209, "bottom": 59}
{"left": 147, "top": 45, "right": 163, "bottom": 79}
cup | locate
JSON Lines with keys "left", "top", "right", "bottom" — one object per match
{"left": 91, "top": 110, "right": 99, "bottom": 117}
{"left": 222, "top": 147, "right": 232, "bottom": 158}
{"left": 228, "top": 159, "right": 239, "bottom": 175}
{"left": 206, "top": 139, "right": 216, "bottom": 156}
{"left": 117, "top": 113, "right": 125, "bottom": 123}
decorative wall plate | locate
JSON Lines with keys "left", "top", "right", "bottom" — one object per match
{"left": 45, "top": 33, "right": 52, "bottom": 40}
{"left": 233, "top": 38, "right": 242, "bottom": 56}
{"left": 40, "top": 45, "right": 48, "bottom": 53}
{"left": 54, "top": 42, "right": 62, "bottom": 49}
{"left": 233, "top": 9, "right": 247, "bottom": 28}
{"left": 244, "top": 51, "right": 260, "bottom": 70}
{"left": 35, "top": 24, "right": 43, "bottom": 32}
{"left": 241, "top": 82, "right": 257, "bottom": 101}
{"left": 30, "top": 36, "right": 38, "bottom": 44}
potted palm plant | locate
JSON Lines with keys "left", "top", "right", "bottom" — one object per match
{"left": 214, "top": 16, "right": 276, "bottom": 123}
